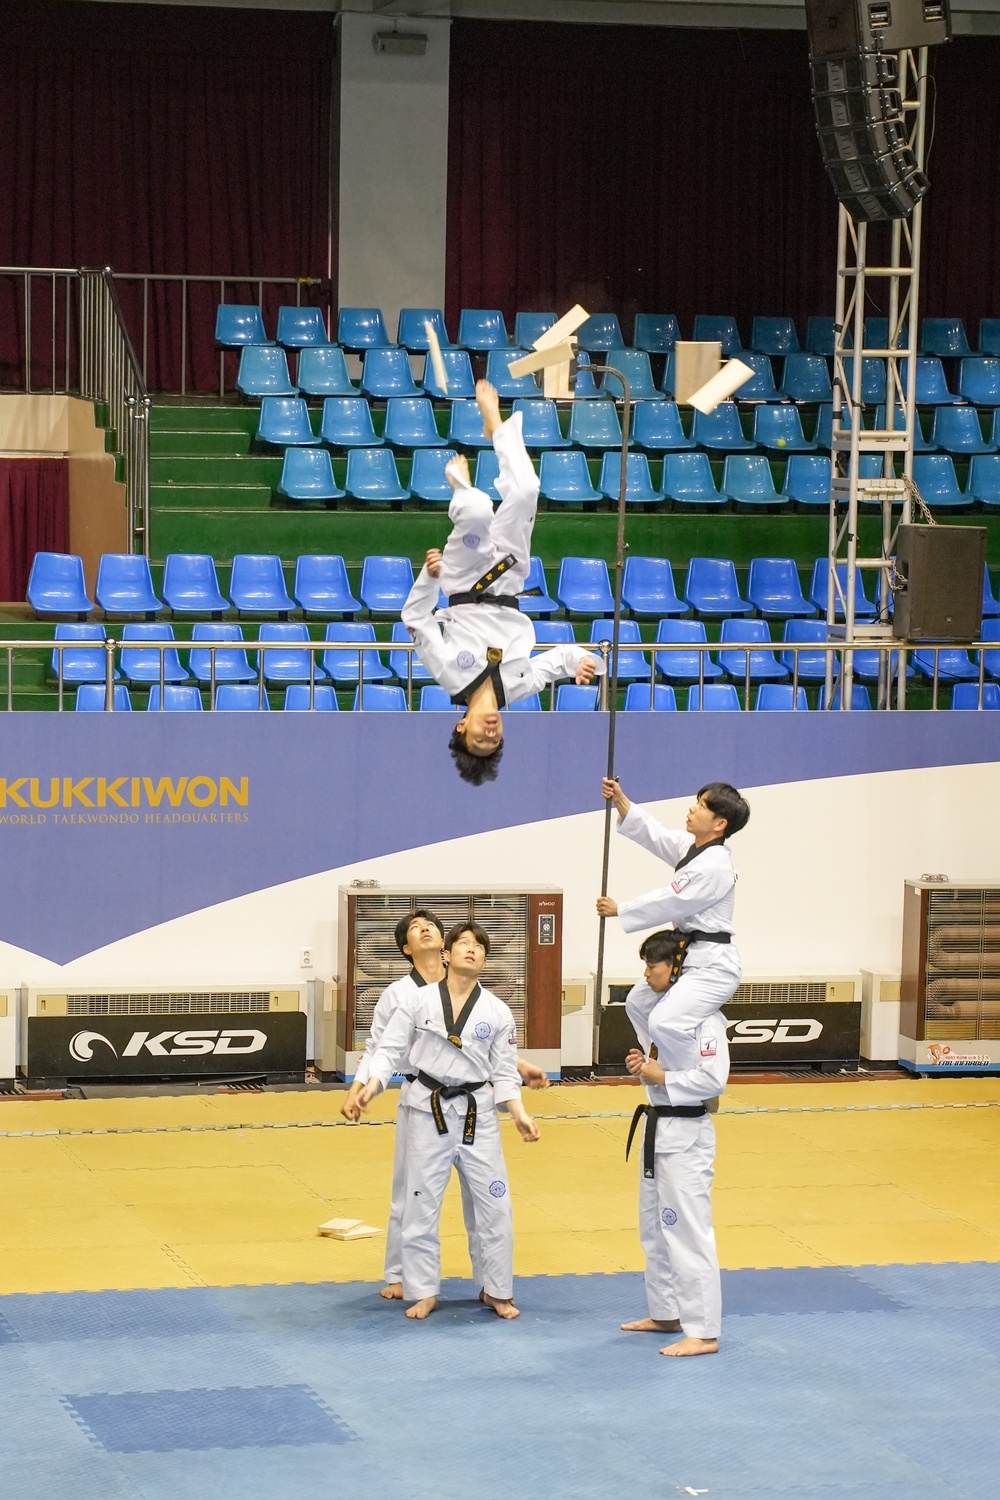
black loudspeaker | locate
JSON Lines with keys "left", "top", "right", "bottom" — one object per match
{"left": 892, "top": 525, "right": 988, "bottom": 642}
{"left": 806, "top": 0, "right": 951, "bottom": 57}
{"left": 810, "top": 51, "right": 927, "bottom": 221}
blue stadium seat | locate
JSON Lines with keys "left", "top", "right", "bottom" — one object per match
{"left": 360, "top": 556, "right": 415, "bottom": 616}
{"left": 446, "top": 400, "right": 491, "bottom": 448}
{"left": 95, "top": 554, "right": 162, "bottom": 616}
{"left": 323, "top": 623, "right": 392, "bottom": 684}
{"left": 734, "top": 354, "right": 780, "bottom": 403}
{"left": 632, "top": 314, "right": 680, "bottom": 353}
{"left": 623, "top": 683, "right": 678, "bottom": 711}
{"left": 344, "top": 448, "right": 409, "bottom": 503}
{"left": 690, "top": 402, "right": 754, "bottom": 451}
{"left": 519, "top": 557, "right": 559, "bottom": 616}
{"left": 389, "top": 621, "right": 433, "bottom": 684}
{"left": 293, "top": 555, "right": 360, "bottom": 617}
{"left": 920, "top": 318, "right": 972, "bottom": 358}
{"left": 555, "top": 683, "right": 600, "bottom": 711}
{"left": 979, "top": 319, "right": 1000, "bottom": 356}
{"left": 808, "top": 560, "right": 877, "bottom": 621}
{"left": 574, "top": 351, "right": 610, "bottom": 399}
{"left": 781, "top": 454, "right": 831, "bottom": 509}
{"left": 747, "top": 558, "right": 814, "bottom": 617}
{"left": 514, "top": 312, "right": 556, "bottom": 349}
{"left": 601, "top": 351, "right": 664, "bottom": 401}
{"left": 818, "top": 683, "right": 871, "bottom": 710}
{"left": 958, "top": 357, "right": 1000, "bottom": 406}
{"left": 873, "top": 405, "right": 936, "bottom": 452}
{"left": 569, "top": 402, "right": 626, "bottom": 450}
{"left": 319, "top": 396, "right": 381, "bottom": 448}
{"left": 951, "top": 682, "right": 1000, "bottom": 710}
{"left": 419, "top": 685, "right": 454, "bottom": 711}
{"left": 509, "top": 693, "right": 542, "bottom": 712}
{"left": 751, "top": 317, "right": 800, "bottom": 356}
{"left": 283, "top": 684, "right": 339, "bottom": 711}
{"left": 781, "top": 620, "right": 834, "bottom": 681}
{"left": 631, "top": 402, "right": 693, "bottom": 451}
{"left": 215, "top": 684, "right": 269, "bottom": 711}
{"left": 257, "top": 623, "right": 326, "bottom": 685}
{"left": 236, "top": 346, "right": 295, "bottom": 398}
{"left": 930, "top": 405, "right": 996, "bottom": 456}
{"left": 277, "top": 447, "right": 345, "bottom": 505}
{"left": 813, "top": 403, "right": 853, "bottom": 450}
{"left": 654, "top": 620, "right": 722, "bottom": 682}
{"left": 228, "top": 555, "right": 295, "bottom": 616}
{"left": 532, "top": 621, "right": 576, "bottom": 648}
{"left": 598, "top": 452, "right": 660, "bottom": 504}
{"left": 660, "top": 354, "right": 675, "bottom": 397}
{"left": 255, "top": 396, "right": 318, "bottom": 447}
{"left": 162, "top": 554, "right": 229, "bottom": 615}
{"left": 215, "top": 305, "right": 269, "bottom": 348}
{"left": 423, "top": 349, "right": 476, "bottom": 401}
{"left": 382, "top": 397, "right": 444, "bottom": 449}
{"left": 472, "top": 449, "right": 501, "bottom": 499}
{"left": 755, "top": 684, "right": 809, "bottom": 711}
{"left": 661, "top": 452, "right": 726, "bottom": 508}
{"left": 576, "top": 313, "right": 625, "bottom": 352}
{"left": 409, "top": 447, "right": 459, "bottom": 503}
{"left": 120, "top": 624, "right": 189, "bottom": 684}
{"left": 147, "top": 685, "right": 204, "bottom": 712}
{"left": 352, "top": 683, "right": 407, "bottom": 711}
{"left": 912, "top": 356, "right": 960, "bottom": 405}
{"left": 723, "top": 455, "right": 784, "bottom": 509}
{"left": 276, "top": 307, "right": 330, "bottom": 349}
{"left": 687, "top": 683, "right": 741, "bottom": 711}
{"left": 457, "top": 309, "right": 512, "bottom": 351}
{"left": 752, "top": 405, "right": 816, "bottom": 453}
{"left": 717, "top": 619, "right": 787, "bottom": 682}
{"left": 981, "top": 619, "right": 1000, "bottom": 678}
{"left": 485, "top": 349, "right": 540, "bottom": 399}
{"left": 513, "top": 399, "right": 570, "bottom": 448}
{"left": 850, "top": 646, "right": 914, "bottom": 683}
{"left": 28, "top": 553, "right": 93, "bottom": 617}
{"left": 983, "top": 564, "right": 1000, "bottom": 614}
{"left": 52, "top": 625, "right": 117, "bottom": 685}
{"left": 588, "top": 619, "right": 651, "bottom": 681}
{"left": 684, "top": 558, "right": 752, "bottom": 616}
{"left": 75, "top": 683, "right": 132, "bottom": 712}
{"left": 912, "top": 647, "right": 979, "bottom": 681}
{"left": 556, "top": 557, "right": 615, "bottom": 616}
{"left": 397, "top": 309, "right": 454, "bottom": 352}
{"left": 840, "top": 356, "right": 886, "bottom": 406}
{"left": 780, "top": 353, "right": 833, "bottom": 404}
{"left": 360, "top": 349, "right": 421, "bottom": 399}
{"left": 805, "top": 316, "right": 835, "bottom": 356}
{"left": 296, "top": 347, "right": 357, "bottom": 397}
{"left": 911, "top": 454, "right": 968, "bottom": 509}
{"left": 189, "top": 623, "right": 256, "bottom": 684}
{"left": 692, "top": 316, "right": 741, "bottom": 355}
{"left": 337, "top": 308, "right": 395, "bottom": 351}
{"left": 622, "top": 556, "right": 686, "bottom": 618}
{"left": 539, "top": 450, "right": 601, "bottom": 504}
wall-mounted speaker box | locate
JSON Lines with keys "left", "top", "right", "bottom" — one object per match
{"left": 806, "top": 0, "right": 951, "bottom": 58}
{"left": 892, "top": 524, "right": 987, "bottom": 641}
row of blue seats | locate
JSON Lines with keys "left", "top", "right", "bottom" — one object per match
{"left": 217, "top": 306, "right": 1000, "bottom": 361}
{"left": 75, "top": 681, "right": 1000, "bottom": 712}
{"left": 28, "top": 552, "right": 1000, "bottom": 623}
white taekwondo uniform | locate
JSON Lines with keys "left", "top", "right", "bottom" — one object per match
{"left": 625, "top": 994, "right": 729, "bottom": 1340}
{"left": 615, "top": 802, "right": 742, "bottom": 1066}
{"left": 401, "top": 410, "right": 602, "bottom": 706}
{"left": 353, "top": 968, "right": 481, "bottom": 1288}
{"left": 367, "top": 978, "right": 522, "bottom": 1303}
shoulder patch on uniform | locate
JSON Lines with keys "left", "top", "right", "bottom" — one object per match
{"left": 507, "top": 1028, "right": 517, "bottom": 1045}
{"left": 671, "top": 873, "right": 691, "bottom": 893}
{"left": 463, "top": 533, "right": 481, "bottom": 549}
{"left": 700, "top": 1036, "right": 718, "bottom": 1057}
{"left": 474, "top": 1020, "right": 492, "bottom": 1040}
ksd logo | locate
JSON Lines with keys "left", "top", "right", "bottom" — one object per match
{"left": 68, "top": 1028, "right": 268, "bottom": 1060}
{"left": 726, "top": 1018, "right": 823, "bottom": 1045}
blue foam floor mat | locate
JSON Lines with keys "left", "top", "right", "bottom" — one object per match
{"left": 1, "top": 1264, "right": 997, "bottom": 1500}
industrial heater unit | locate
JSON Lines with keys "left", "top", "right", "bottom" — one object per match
{"left": 900, "top": 879, "right": 1000, "bottom": 1074}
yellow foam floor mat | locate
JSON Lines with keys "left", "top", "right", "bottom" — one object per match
{"left": 1, "top": 1078, "right": 997, "bottom": 1294}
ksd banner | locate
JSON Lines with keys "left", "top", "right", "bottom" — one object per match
{"left": 26, "top": 1012, "right": 307, "bottom": 1085}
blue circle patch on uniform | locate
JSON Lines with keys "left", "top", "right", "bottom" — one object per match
{"left": 661, "top": 1207, "right": 678, "bottom": 1227}
{"left": 489, "top": 1180, "right": 507, "bottom": 1199}
{"left": 463, "top": 533, "right": 482, "bottom": 549}
{"left": 474, "top": 1021, "right": 492, "bottom": 1040}
{"left": 456, "top": 650, "right": 475, "bottom": 669}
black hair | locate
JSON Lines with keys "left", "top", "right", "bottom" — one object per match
{"left": 697, "top": 781, "right": 750, "bottom": 838}
{"left": 639, "top": 929, "right": 687, "bottom": 967}
{"left": 393, "top": 908, "right": 445, "bottom": 956}
{"left": 449, "top": 726, "right": 503, "bottom": 786}
{"left": 443, "top": 920, "right": 491, "bottom": 957}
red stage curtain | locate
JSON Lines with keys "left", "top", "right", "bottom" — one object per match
{"left": 0, "top": 460, "right": 70, "bottom": 602}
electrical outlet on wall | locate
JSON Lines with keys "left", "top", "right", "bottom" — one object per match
{"left": 300, "top": 947, "right": 313, "bottom": 969}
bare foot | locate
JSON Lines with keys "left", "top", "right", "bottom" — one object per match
{"left": 482, "top": 1292, "right": 519, "bottom": 1320}
{"left": 660, "top": 1336, "right": 719, "bottom": 1357}
{"left": 405, "top": 1296, "right": 437, "bottom": 1320}
{"left": 621, "top": 1317, "right": 682, "bottom": 1332}
{"left": 380, "top": 1282, "right": 403, "bottom": 1300}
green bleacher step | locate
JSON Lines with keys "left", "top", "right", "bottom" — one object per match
{"left": 150, "top": 430, "right": 255, "bottom": 457}
{"left": 151, "top": 484, "right": 274, "bottom": 511}
{"left": 150, "top": 405, "right": 261, "bottom": 436}
{"left": 150, "top": 455, "right": 284, "bottom": 486}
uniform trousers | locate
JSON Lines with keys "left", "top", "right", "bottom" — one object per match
{"left": 400, "top": 1103, "right": 513, "bottom": 1302}
{"left": 638, "top": 1115, "right": 721, "bottom": 1339}
{"left": 384, "top": 1100, "right": 482, "bottom": 1285}
{"left": 641, "top": 955, "right": 741, "bottom": 1071}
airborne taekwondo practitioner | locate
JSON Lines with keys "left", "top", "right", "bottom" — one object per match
{"left": 341, "top": 910, "right": 548, "bottom": 1303}
{"left": 619, "top": 928, "right": 729, "bottom": 1358}
{"left": 401, "top": 379, "right": 603, "bottom": 785}
{"left": 356, "top": 921, "right": 539, "bottom": 1320}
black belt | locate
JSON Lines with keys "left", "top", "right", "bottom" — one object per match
{"left": 626, "top": 1103, "right": 707, "bottom": 1179}
{"left": 417, "top": 1069, "right": 488, "bottom": 1145}
{"left": 449, "top": 552, "right": 519, "bottom": 609}
{"left": 682, "top": 930, "right": 732, "bottom": 944}
{"left": 403, "top": 1073, "right": 416, "bottom": 1083}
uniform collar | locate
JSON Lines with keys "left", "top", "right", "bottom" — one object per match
{"left": 674, "top": 835, "right": 727, "bottom": 873}
{"left": 450, "top": 651, "right": 506, "bottom": 708}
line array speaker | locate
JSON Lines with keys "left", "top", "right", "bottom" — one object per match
{"left": 806, "top": 0, "right": 951, "bottom": 58}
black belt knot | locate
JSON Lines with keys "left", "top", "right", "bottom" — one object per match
{"left": 417, "top": 1069, "right": 488, "bottom": 1145}
{"left": 626, "top": 1102, "right": 708, "bottom": 1179}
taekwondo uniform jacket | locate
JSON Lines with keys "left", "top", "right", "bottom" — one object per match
{"left": 353, "top": 967, "right": 430, "bottom": 1100}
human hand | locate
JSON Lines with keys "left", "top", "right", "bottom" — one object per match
{"left": 576, "top": 655, "right": 597, "bottom": 686}
{"left": 340, "top": 1083, "right": 364, "bottom": 1121}
{"left": 515, "top": 1113, "right": 540, "bottom": 1142}
{"left": 596, "top": 896, "right": 618, "bottom": 918}
{"left": 625, "top": 1048, "right": 645, "bottom": 1077}
{"left": 517, "top": 1058, "right": 550, "bottom": 1090}
{"left": 356, "top": 1082, "right": 379, "bottom": 1112}
{"left": 639, "top": 1059, "right": 665, "bottom": 1086}
{"left": 601, "top": 777, "right": 630, "bottom": 818}
{"left": 425, "top": 548, "right": 443, "bottom": 578}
